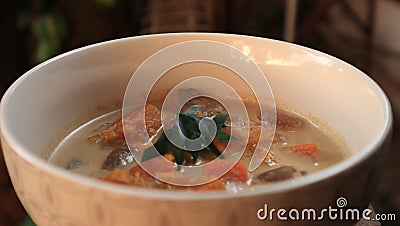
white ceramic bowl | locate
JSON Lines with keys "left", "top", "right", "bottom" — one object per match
{"left": 0, "top": 33, "right": 392, "bottom": 226}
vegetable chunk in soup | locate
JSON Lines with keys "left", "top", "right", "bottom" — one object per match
{"left": 49, "top": 97, "right": 348, "bottom": 192}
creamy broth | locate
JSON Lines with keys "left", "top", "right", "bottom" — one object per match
{"left": 49, "top": 97, "right": 349, "bottom": 191}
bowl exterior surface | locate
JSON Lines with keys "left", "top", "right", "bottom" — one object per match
{"left": 1, "top": 132, "right": 391, "bottom": 226}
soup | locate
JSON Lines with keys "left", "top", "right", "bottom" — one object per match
{"left": 49, "top": 97, "right": 348, "bottom": 192}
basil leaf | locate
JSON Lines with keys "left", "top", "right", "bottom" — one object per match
{"left": 171, "top": 145, "right": 185, "bottom": 165}
{"left": 213, "top": 114, "right": 229, "bottom": 129}
{"left": 206, "top": 144, "right": 224, "bottom": 158}
{"left": 141, "top": 146, "right": 160, "bottom": 163}
{"left": 140, "top": 105, "right": 233, "bottom": 166}
{"left": 190, "top": 150, "right": 201, "bottom": 162}
{"left": 214, "top": 131, "right": 234, "bottom": 142}
{"left": 178, "top": 113, "right": 200, "bottom": 139}
{"left": 141, "top": 132, "right": 169, "bottom": 162}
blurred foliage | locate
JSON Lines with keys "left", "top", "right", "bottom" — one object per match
{"left": 16, "top": 0, "right": 118, "bottom": 63}
{"left": 17, "top": 0, "right": 67, "bottom": 62}
{"left": 96, "top": 0, "right": 117, "bottom": 7}
{"left": 19, "top": 216, "right": 35, "bottom": 226}
{"left": 33, "top": 13, "right": 68, "bottom": 62}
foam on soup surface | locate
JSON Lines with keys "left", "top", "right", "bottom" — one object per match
{"left": 49, "top": 97, "right": 349, "bottom": 192}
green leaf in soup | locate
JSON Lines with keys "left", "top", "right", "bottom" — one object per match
{"left": 140, "top": 104, "right": 234, "bottom": 166}
{"left": 213, "top": 114, "right": 230, "bottom": 129}
{"left": 170, "top": 145, "right": 185, "bottom": 165}
{"left": 177, "top": 113, "right": 200, "bottom": 139}
{"left": 214, "top": 131, "right": 234, "bottom": 142}
{"left": 206, "top": 144, "right": 224, "bottom": 159}
{"left": 141, "top": 132, "right": 169, "bottom": 162}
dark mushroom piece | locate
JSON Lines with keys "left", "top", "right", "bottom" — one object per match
{"left": 102, "top": 147, "right": 134, "bottom": 170}
{"left": 257, "top": 166, "right": 296, "bottom": 182}
{"left": 65, "top": 158, "right": 84, "bottom": 170}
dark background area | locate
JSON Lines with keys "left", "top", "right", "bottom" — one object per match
{"left": 0, "top": 0, "right": 399, "bottom": 225}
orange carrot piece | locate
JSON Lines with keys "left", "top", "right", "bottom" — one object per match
{"left": 129, "top": 153, "right": 175, "bottom": 179}
{"left": 192, "top": 179, "right": 225, "bottom": 191}
{"left": 282, "top": 143, "right": 318, "bottom": 160}
{"left": 129, "top": 165, "right": 152, "bottom": 179}
{"left": 142, "top": 154, "right": 175, "bottom": 172}
{"left": 163, "top": 153, "right": 175, "bottom": 162}
{"left": 212, "top": 139, "right": 228, "bottom": 152}
{"left": 204, "top": 160, "right": 248, "bottom": 183}
{"left": 103, "top": 169, "right": 135, "bottom": 185}
{"left": 122, "top": 104, "right": 161, "bottom": 141}
{"left": 105, "top": 168, "right": 157, "bottom": 188}
{"left": 100, "top": 120, "right": 124, "bottom": 145}
{"left": 220, "top": 160, "right": 249, "bottom": 183}
{"left": 101, "top": 104, "right": 161, "bottom": 145}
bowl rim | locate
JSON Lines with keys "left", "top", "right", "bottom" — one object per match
{"left": 0, "top": 32, "right": 393, "bottom": 200}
